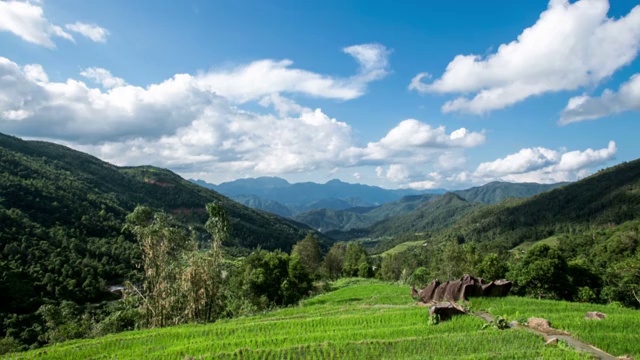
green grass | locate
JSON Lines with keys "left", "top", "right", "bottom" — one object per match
{"left": 380, "top": 240, "right": 426, "bottom": 256}
{"left": 5, "top": 280, "right": 589, "bottom": 360}
{"left": 510, "top": 235, "right": 560, "bottom": 253}
{"left": 470, "top": 296, "right": 640, "bottom": 358}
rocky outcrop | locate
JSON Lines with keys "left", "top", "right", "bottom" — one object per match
{"left": 585, "top": 311, "right": 606, "bottom": 320}
{"left": 412, "top": 274, "right": 512, "bottom": 305}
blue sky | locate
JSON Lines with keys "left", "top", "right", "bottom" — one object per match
{"left": 0, "top": 0, "right": 639, "bottom": 189}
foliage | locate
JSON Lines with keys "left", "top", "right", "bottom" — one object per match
{"left": 476, "top": 253, "right": 509, "bottom": 281}
{"left": 509, "top": 244, "right": 571, "bottom": 300}
{"left": 320, "top": 242, "right": 347, "bottom": 280}
{"left": 342, "top": 243, "right": 372, "bottom": 278}
{"left": 291, "top": 233, "right": 322, "bottom": 277}
{"left": 481, "top": 315, "right": 510, "bottom": 330}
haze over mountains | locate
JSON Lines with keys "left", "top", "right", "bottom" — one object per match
{"left": 190, "top": 177, "right": 445, "bottom": 216}
{"left": 192, "top": 177, "right": 566, "bottom": 233}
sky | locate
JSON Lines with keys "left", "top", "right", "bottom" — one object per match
{"left": 0, "top": 0, "right": 639, "bottom": 190}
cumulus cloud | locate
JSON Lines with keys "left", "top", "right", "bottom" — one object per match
{"left": 0, "top": 1, "right": 108, "bottom": 48}
{"left": 0, "top": 53, "right": 481, "bottom": 184}
{"left": 65, "top": 22, "right": 109, "bottom": 42}
{"left": 470, "top": 141, "right": 617, "bottom": 184}
{"left": 410, "top": 0, "right": 640, "bottom": 114}
{"left": 0, "top": 0, "right": 73, "bottom": 48}
{"left": 560, "top": 73, "right": 640, "bottom": 124}
{"left": 196, "top": 43, "right": 390, "bottom": 103}
{"left": 80, "top": 67, "right": 126, "bottom": 89}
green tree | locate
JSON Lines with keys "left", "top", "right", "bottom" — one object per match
{"left": 509, "top": 244, "right": 570, "bottom": 300}
{"left": 476, "top": 253, "right": 508, "bottom": 281}
{"left": 291, "top": 233, "right": 322, "bottom": 277}
{"left": 343, "top": 243, "right": 371, "bottom": 278}
{"left": 321, "top": 242, "right": 347, "bottom": 280}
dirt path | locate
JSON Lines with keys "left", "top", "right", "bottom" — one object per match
{"left": 473, "top": 311, "right": 617, "bottom": 360}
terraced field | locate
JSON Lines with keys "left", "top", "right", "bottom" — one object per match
{"left": 471, "top": 296, "right": 640, "bottom": 358}
{"left": 4, "top": 279, "right": 591, "bottom": 359}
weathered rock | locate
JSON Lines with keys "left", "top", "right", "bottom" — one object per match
{"left": 585, "top": 311, "right": 607, "bottom": 320}
{"left": 617, "top": 355, "right": 634, "bottom": 360}
{"left": 545, "top": 338, "right": 558, "bottom": 346}
{"left": 412, "top": 275, "right": 512, "bottom": 305}
{"left": 429, "top": 302, "right": 466, "bottom": 321}
{"left": 528, "top": 317, "right": 553, "bottom": 333}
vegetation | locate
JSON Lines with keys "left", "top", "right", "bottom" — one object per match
{"left": 0, "top": 133, "right": 320, "bottom": 351}
{"left": 5, "top": 281, "right": 590, "bottom": 359}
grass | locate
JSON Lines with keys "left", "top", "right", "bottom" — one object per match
{"left": 470, "top": 296, "right": 640, "bottom": 358}
{"left": 5, "top": 279, "right": 589, "bottom": 360}
{"left": 510, "top": 235, "right": 560, "bottom": 253}
{"left": 380, "top": 240, "right": 426, "bottom": 256}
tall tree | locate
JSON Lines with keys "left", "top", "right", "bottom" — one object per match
{"left": 321, "top": 242, "right": 347, "bottom": 280}
{"left": 291, "top": 233, "right": 322, "bottom": 277}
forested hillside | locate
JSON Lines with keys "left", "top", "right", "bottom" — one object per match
{"left": 0, "top": 133, "right": 316, "bottom": 348}
{"left": 438, "top": 159, "right": 640, "bottom": 251}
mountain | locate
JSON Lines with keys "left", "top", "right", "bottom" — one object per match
{"left": 365, "top": 193, "right": 483, "bottom": 238}
{"left": 191, "top": 177, "right": 443, "bottom": 215}
{"left": 453, "top": 181, "right": 567, "bottom": 204}
{"left": 0, "top": 132, "right": 318, "bottom": 344}
{"left": 294, "top": 194, "right": 438, "bottom": 232}
{"left": 295, "top": 181, "right": 565, "bottom": 233}
{"left": 438, "top": 159, "right": 640, "bottom": 251}
{"left": 231, "top": 194, "right": 293, "bottom": 217}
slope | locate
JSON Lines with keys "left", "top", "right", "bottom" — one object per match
{"left": 0, "top": 132, "right": 315, "bottom": 345}
{"left": 5, "top": 280, "right": 590, "bottom": 359}
{"left": 453, "top": 181, "right": 567, "bottom": 204}
{"left": 441, "top": 158, "right": 640, "bottom": 250}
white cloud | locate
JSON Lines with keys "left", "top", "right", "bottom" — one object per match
{"left": 411, "top": 0, "right": 640, "bottom": 114}
{"left": 0, "top": 0, "right": 73, "bottom": 48}
{"left": 196, "top": 43, "right": 390, "bottom": 103}
{"left": 560, "top": 73, "right": 640, "bottom": 124}
{"left": 80, "top": 67, "right": 126, "bottom": 89}
{"left": 65, "top": 22, "right": 109, "bottom": 42}
{"left": 0, "top": 53, "right": 487, "bottom": 186}
{"left": 470, "top": 141, "right": 616, "bottom": 184}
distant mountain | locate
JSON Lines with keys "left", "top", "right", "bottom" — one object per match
{"left": 231, "top": 195, "right": 293, "bottom": 217}
{"left": 296, "top": 181, "right": 565, "bottom": 233}
{"left": 191, "top": 177, "right": 444, "bottom": 215}
{"left": 453, "top": 181, "right": 567, "bottom": 204}
{"left": 294, "top": 194, "right": 438, "bottom": 232}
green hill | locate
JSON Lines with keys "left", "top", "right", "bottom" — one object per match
{"left": 6, "top": 279, "right": 620, "bottom": 359}
{"left": 453, "top": 181, "right": 567, "bottom": 204}
{"left": 440, "top": 159, "right": 640, "bottom": 250}
{"left": 0, "top": 132, "right": 316, "bottom": 347}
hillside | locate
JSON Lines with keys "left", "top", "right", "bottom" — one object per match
{"left": 440, "top": 158, "right": 640, "bottom": 251}
{"left": 0, "top": 133, "right": 316, "bottom": 347}
{"left": 7, "top": 280, "right": 618, "bottom": 359}
{"left": 453, "top": 181, "right": 567, "bottom": 204}
{"left": 294, "top": 194, "right": 438, "bottom": 232}
{"left": 294, "top": 182, "right": 564, "bottom": 233}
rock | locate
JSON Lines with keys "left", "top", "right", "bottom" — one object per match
{"left": 528, "top": 317, "right": 553, "bottom": 332}
{"left": 617, "top": 355, "right": 634, "bottom": 360}
{"left": 585, "top": 311, "right": 607, "bottom": 320}
{"left": 429, "top": 302, "right": 467, "bottom": 321}
{"left": 545, "top": 338, "right": 558, "bottom": 346}
{"left": 413, "top": 275, "right": 512, "bottom": 304}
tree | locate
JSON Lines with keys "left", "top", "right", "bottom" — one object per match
{"left": 321, "top": 242, "right": 347, "bottom": 280}
{"left": 343, "top": 243, "right": 371, "bottom": 278}
{"left": 476, "top": 253, "right": 508, "bottom": 281}
{"left": 291, "top": 233, "right": 322, "bottom": 277}
{"left": 509, "top": 244, "right": 570, "bottom": 300}
{"left": 124, "top": 206, "right": 188, "bottom": 327}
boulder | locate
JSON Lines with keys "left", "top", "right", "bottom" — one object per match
{"left": 429, "top": 302, "right": 467, "bottom": 321}
{"left": 585, "top": 311, "right": 607, "bottom": 320}
{"left": 545, "top": 338, "right": 558, "bottom": 346}
{"left": 528, "top": 317, "right": 553, "bottom": 333}
{"left": 412, "top": 275, "right": 512, "bottom": 305}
